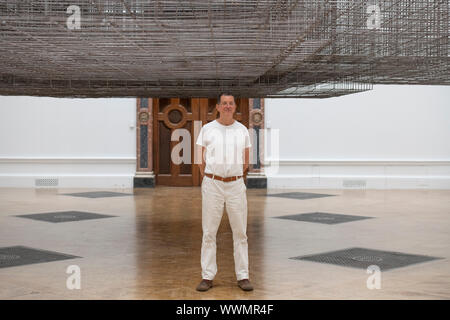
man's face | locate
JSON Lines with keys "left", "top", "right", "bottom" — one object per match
{"left": 216, "top": 95, "right": 236, "bottom": 116}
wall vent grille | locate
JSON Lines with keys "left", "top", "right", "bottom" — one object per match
{"left": 35, "top": 178, "right": 59, "bottom": 187}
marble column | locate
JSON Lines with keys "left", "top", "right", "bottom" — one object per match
{"left": 247, "top": 98, "right": 267, "bottom": 188}
{"left": 134, "top": 98, "right": 155, "bottom": 187}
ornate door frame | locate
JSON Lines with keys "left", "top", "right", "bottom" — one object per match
{"left": 134, "top": 97, "right": 266, "bottom": 188}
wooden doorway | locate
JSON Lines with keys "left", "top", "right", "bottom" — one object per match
{"left": 153, "top": 97, "right": 249, "bottom": 186}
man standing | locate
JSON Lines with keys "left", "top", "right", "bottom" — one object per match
{"left": 195, "top": 93, "right": 253, "bottom": 292}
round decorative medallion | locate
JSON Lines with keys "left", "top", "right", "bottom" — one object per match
{"left": 139, "top": 111, "right": 149, "bottom": 123}
{"left": 163, "top": 104, "right": 188, "bottom": 129}
{"left": 251, "top": 111, "right": 263, "bottom": 125}
{"left": 168, "top": 109, "right": 182, "bottom": 124}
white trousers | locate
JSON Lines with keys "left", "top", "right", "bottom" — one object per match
{"left": 201, "top": 175, "right": 249, "bottom": 281}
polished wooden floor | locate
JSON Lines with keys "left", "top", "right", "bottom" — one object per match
{"left": 0, "top": 187, "right": 449, "bottom": 299}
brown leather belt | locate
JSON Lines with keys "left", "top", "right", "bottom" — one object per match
{"left": 204, "top": 173, "right": 243, "bottom": 182}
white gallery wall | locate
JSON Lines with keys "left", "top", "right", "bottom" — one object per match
{"left": 0, "top": 84, "right": 449, "bottom": 189}
{"left": 0, "top": 96, "right": 136, "bottom": 188}
{"left": 264, "top": 85, "right": 450, "bottom": 189}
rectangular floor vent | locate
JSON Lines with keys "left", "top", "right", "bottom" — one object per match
{"left": 343, "top": 179, "right": 367, "bottom": 189}
{"left": 35, "top": 178, "right": 59, "bottom": 187}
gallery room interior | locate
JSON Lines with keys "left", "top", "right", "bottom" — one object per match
{"left": 0, "top": 0, "right": 449, "bottom": 300}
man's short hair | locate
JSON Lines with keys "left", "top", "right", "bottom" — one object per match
{"left": 217, "top": 92, "right": 235, "bottom": 103}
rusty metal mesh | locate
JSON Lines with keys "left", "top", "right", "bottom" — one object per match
{"left": 0, "top": 0, "right": 448, "bottom": 98}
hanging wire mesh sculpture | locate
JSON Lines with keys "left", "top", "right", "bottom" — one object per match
{"left": 0, "top": 0, "right": 448, "bottom": 98}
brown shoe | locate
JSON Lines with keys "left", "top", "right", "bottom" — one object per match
{"left": 196, "top": 279, "right": 213, "bottom": 292}
{"left": 237, "top": 279, "right": 254, "bottom": 291}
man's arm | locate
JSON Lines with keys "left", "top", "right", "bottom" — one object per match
{"left": 243, "top": 147, "right": 250, "bottom": 177}
{"left": 199, "top": 146, "right": 206, "bottom": 177}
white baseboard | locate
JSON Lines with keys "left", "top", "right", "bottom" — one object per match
{"left": 0, "top": 157, "right": 136, "bottom": 188}
{"left": 264, "top": 159, "right": 450, "bottom": 189}
{"left": 2, "top": 158, "right": 449, "bottom": 189}
{"left": 0, "top": 175, "right": 134, "bottom": 188}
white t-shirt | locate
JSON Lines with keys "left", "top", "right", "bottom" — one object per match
{"left": 196, "top": 119, "right": 251, "bottom": 177}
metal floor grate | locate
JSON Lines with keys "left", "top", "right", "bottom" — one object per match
{"left": 0, "top": 246, "right": 80, "bottom": 269}
{"left": 264, "top": 192, "right": 336, "bottom": 200}
{"left": 291, "top": 247, "right": 443, "bottom": 271}
{"left": 16, "top": 211, "right": 116, "bottom": 223}
{"left": 275, "top": 212, "right": 374, "bottom": 224}
{"left": 60, "top": 191, "right": 133, "bottom": 198}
